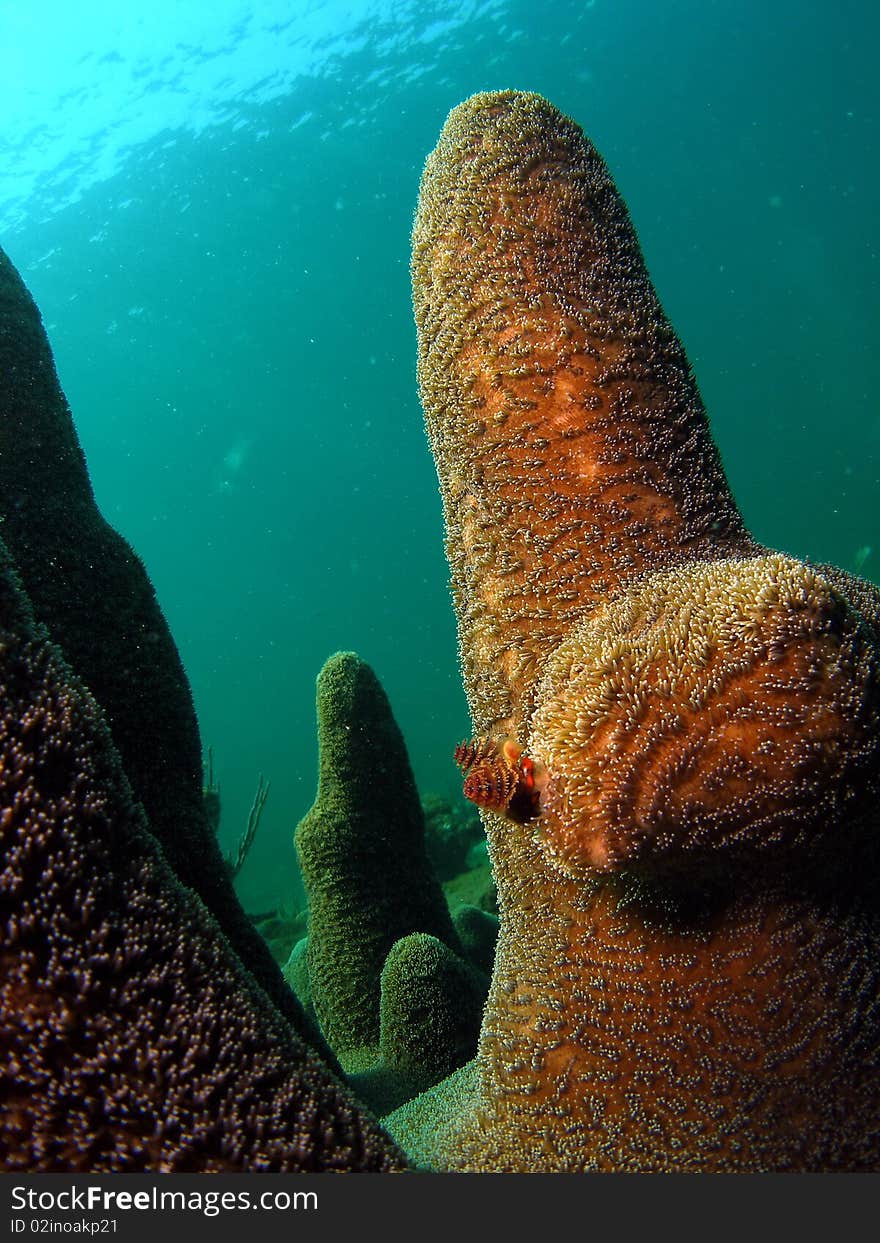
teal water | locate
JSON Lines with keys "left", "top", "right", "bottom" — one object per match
{"left": 2, "top": 0, "right": 877, "bottom": 913}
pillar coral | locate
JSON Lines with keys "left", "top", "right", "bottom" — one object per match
{"left": 401, "top": 90, "right": 880, "bottom": 1170}
{"left": 0, "top": 244, "right": 317, "bottom": 1051}
{"left": 378, "top": 932, "right": 487, "bottom": 1096}
{"left": 0, "top": 541, "right": 405, "bottom": 1172}
{"left": 295, "top": 653, "right": 467, "bottom": 1070}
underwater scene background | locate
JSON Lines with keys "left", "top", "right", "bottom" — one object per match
{"left": 2, "top": 0, "right": 877, "bottom": 916}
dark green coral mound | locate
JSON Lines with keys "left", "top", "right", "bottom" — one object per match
{"left": 295, "top": 652, "right": 463, "bottom": 1068}
{"left": 379, "top": 933, "right": 487, "bottom": 1093}
{"left": 283, "top": 937, "right": 315, "bottom": 1018}
{"left": 0, "top": 243, "right": 312, "bottom": 1047}
{"left": 0, "top": 542, "right": 404, "bottom": 1172}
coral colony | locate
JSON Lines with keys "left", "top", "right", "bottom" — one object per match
{"left": 2, "top": 92, "right": 879, "bottom": 1172}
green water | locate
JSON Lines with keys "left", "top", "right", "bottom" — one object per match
{"left": 2, "top": 0, "right": 877, "bottom": 912}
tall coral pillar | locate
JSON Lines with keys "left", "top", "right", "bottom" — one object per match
{"left": 0, "top": 243, "right": 316, "bottom": 1048}
{"left": 295, "top": 653, "right": 464, "bottom": 1070}
{"left": 401, "top": 90, "right": 880, "bottom": 1171}
{"left": 412, "top": 90, "right": 754, "bottom": 736}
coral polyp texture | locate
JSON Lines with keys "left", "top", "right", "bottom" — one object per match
{"left": 295, "top": 653, "right": 461, "bottom": 1069}
{"left": 401, "top": 89, "right": 880, "bottom": 1170}
{"left": 0, "top": 543, "right": 405, "bottom": 1172}
{"left": 294, "top": 652, "right": 487, "bottom": 1112}
{"left": 531, "top": 552, "right": 880, "bottom": 877}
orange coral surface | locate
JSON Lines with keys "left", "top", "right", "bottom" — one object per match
{"left": 402, "top": 90, "right": 880, "bottom": 1171}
